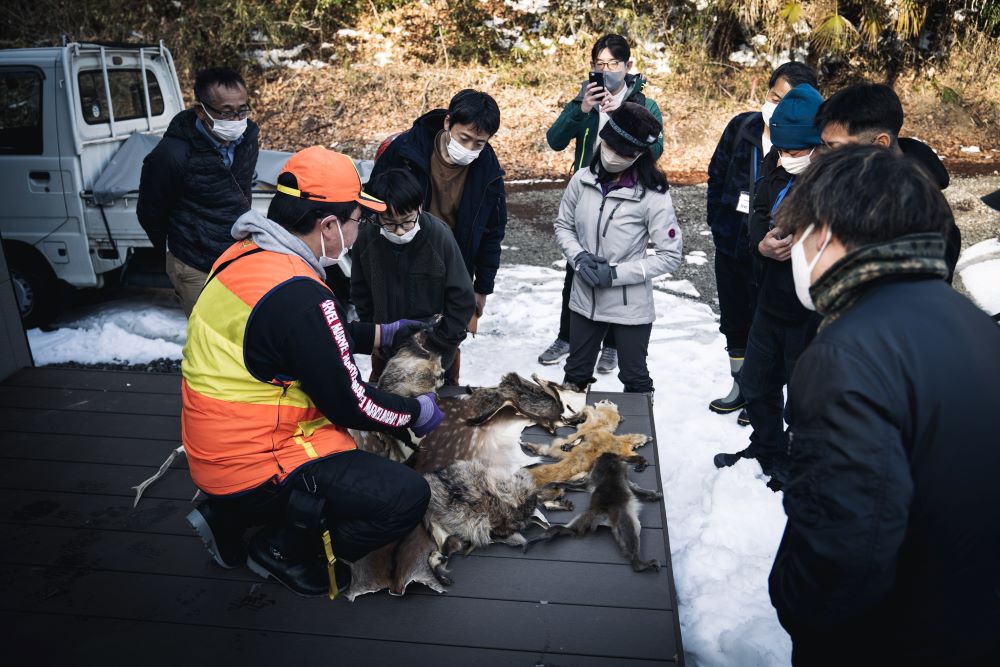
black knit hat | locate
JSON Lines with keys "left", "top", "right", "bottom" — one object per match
{"left": 982, "top": 187, "right": 1000, "bottom": 212}
{"left": 599, "top": 101, "right": 662, "bottom": 157}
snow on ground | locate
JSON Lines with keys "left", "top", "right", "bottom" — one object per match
{"left": 27, "top": 264, "right": 790, "bottom": 666}
{"left": 957, "top": 238, "right": 1000, "bottom": 316}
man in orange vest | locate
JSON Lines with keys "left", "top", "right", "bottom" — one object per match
{"left": 182, "top": 146, "right": 443, "bottom": 597}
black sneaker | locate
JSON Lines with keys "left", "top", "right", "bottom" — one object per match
{"left": 538, "top": 338, "right": 570, "bottom": 365}
{"left": 736, "top": 408, "right": 750, "bottom": 426}
{"left": 246, "top": 529, "right": 330, "bottom": 598}
{"left": 596, "top": 347, "right": 618, "bottom": 374}
{"left": 186, "top": 502, "right": 246, "bottom": 569}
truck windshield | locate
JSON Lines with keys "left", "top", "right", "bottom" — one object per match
{"left": 78, "top": 69, "right": 165, "bottom": 125}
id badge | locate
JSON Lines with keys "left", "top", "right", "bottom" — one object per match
{"left": 736, "top": 191, "right": 751, "bottom": 214}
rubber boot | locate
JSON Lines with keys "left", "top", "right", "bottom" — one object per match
{"left": 709, "top": 350, "right": 746, "bottom": 414}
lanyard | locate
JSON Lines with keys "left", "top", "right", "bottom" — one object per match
{"left": 770, "top": 177, "right": 795, "bottom": 217}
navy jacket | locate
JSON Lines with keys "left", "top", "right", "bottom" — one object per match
{"left": 706, "top": 111, "right": 767, "bottom": 259}
{"left": 138, "top": 109, "right": 259, "bottom": 273}
{"left": 368, "top": 109, "right": 507, "bottom": 295}
{"left": 771, "top": 277, "right": 1000, "bottom": 666}
{"left": 898, "top": 137, "right": 961, "bottom": 281}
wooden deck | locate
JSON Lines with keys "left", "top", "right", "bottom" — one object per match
{"left": 0, "top": 367, "right": 683, "bottom": 665}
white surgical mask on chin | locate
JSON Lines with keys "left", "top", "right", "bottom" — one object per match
{"left": 446, "top": 130, "right": 483, "bottom": 166}
{"left": 600, "top": 143, "right": 641, "bottom": 173}
{"left": 319, "top": 222, "right": 347, "bottom": 268}
{"left": 761, "top": 100, "right": 777, "bottom": 127}
{"left": 791, "top": 223, "right": 833, "bottom": 311}
{"left": 201, "top": 105, "right": 247, "bottom": 142}
{"left": 380, "top": 220, "right": 421, "bottom": 245}
{"left": 781, "top": 148, "right": 815, "bottom": 175}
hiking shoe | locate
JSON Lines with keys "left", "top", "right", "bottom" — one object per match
{"left": 246, "top": 528, "right": 329, "bottom": 598}
{"left": 737, "top": 408, "right": 750, "bottom": 426}
{"left": 596, "top": 347, "right": 618, "bottom": 374}
{"left": 538, "top": 338, "right": 570, "bottom": 365}
{"left": 186, "top": 502, "right": 246, "bottom": 569}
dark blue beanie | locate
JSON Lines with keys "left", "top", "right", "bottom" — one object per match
{"left": 770, "top": 83, "right": 824, "bottom": 150}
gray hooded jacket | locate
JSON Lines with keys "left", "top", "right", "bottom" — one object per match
{"left": 230, "top": 209, "right": 328, "bottom": 280}
{"left": 554, "top": 167, "right": 682, "bottom": 325}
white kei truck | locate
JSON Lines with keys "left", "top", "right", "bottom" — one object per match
{"left": 0, "top": 41, "right": 303, "bottom": 328}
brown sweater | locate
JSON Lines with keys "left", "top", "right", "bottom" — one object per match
{"left": 428, "top": 130, "right": 470, "bottom": 229}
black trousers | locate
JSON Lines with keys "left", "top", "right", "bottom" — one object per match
{"left": 206, "top": 449, "right": 430, "bottom": 562}
{"left": 563, "top": 312, "right": 653, "bottom": 393}
{"left": 741, "top": 307, "right": 817, "bottom": 463}
{"left": 714, "top": 250, "right": 757, "bottom": 352}
{"left": 559, "top": 265, "right": 615, "bottom": 348}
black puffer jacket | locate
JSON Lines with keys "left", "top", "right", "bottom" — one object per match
{"left": 350, "top": 211, "right": 476, "bottom": 364}
{"left": 138, "top": 109, "right": 259, "bottom": 272}
{"left": 368, "top": 109, "right": 507, "bottom": 295}
{"left": 771, "top": 277, "right": 1000, "bottom": 666}
{"left": 898, "top": 137, "right": 961, "bottom": 281}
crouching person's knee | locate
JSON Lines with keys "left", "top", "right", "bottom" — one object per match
{"left": 384, "top": 465, "right": 430, "bottom": 538}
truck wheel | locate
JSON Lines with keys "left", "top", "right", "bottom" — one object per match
{"left": 7, "top": 250, "right": 58, "bottom": 330}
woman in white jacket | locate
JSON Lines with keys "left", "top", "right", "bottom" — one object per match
{"left": 554, "top": 102, "right": 682, "bottom": 394}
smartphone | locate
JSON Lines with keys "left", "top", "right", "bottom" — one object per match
{"left": 588, "top": 71, "right": 605, "bottom": 91}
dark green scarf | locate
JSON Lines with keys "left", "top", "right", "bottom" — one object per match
{"left": 811, "top": 233, "right": 949, "bottom": 331}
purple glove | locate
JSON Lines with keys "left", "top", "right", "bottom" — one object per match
{"left": 380, "top": 318, "right": 425, "bottom": 349}
{"left": 412, "top": 392, "right": 444, "bottom": 437}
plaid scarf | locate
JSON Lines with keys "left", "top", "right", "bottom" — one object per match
{"left": 811, "top": 233, "right": 949, "bottom": 331}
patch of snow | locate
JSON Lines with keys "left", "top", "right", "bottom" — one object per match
{"left": 653, "top": 276, "right": 701, "bottom": 298}
{"left": 958, "top": 238, "right": 1000, "bottom": 316}
{"left": 686, "top": 251, "right": 709, "bottom": 266}
{"left": 960, "top": 145, "right": 981, "bottom": 154}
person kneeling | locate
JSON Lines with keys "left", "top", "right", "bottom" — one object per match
{"left": 351, "top": 167, "right": 476, "bottom": 383}
{"left": 182, "top": 147, "right": 444, "bottom": 597}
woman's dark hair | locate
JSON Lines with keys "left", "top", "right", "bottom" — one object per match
{"left": 365, "top": 168, "right": 423, "bottom": 217}
{"left": 815, "top": 83, "right": 904, "bottom": 137}
{"left": 194, "top": 67, "right": 246, "bottom": 105}
{"left": 447, "top": 89, "right": 500, "bottom": 137}
{"left": 591, "top": 34, "right": 631, "bottom": 63}
{"left": 769, "top": 61, "right": 818, "bottom": 90}
{"left": 589, "top": 150, "right": 669, "bottom": 194}
{"left": 268, "top": 172, "right": 358, "bottom": 235}
{"left": 774, "top": 145, "right": 951, "bottom": 249}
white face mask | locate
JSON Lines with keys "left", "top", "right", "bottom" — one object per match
{"left": 781, "top": 148, "right": 814, "bottom": 175}
{"left": 761, "top": 100, "right": 778, "bottom": 127}
{"left": 446, "top": 130, "right": 483, "bottom": 166}
{"left": 791, "top": 223, "right": 833, "bottom": 311}
{"left": 319, "top": 220, "right": 347, "bottom": 267}
{"left": 201, "top": 105, "right": 247, "bottom": 142}
{"left": 600, "top": 143, "right": 641, "bottom": 173}
{"left": 380, "top": 220, "right": 421, "bottom": 245}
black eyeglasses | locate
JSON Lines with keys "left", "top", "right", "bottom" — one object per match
{"left": 199, "top": 100, "right": 252, "bottom": 121}
{"left": 377, "top": 214, "right": 419, "bottom": 233}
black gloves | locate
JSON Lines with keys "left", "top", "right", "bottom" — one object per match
{"left": 576, "top": 253, "right": 616, "bottom": 288}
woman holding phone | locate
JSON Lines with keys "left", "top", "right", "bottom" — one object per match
{"left": 553, "top": 102, "right": 681, "bottom": 395}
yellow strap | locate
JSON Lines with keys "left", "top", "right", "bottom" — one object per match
{"left": 275, "top": 183, "right": 302, "bottom": 198}
{"left": 322, "top": 529, "right": 338, "bottom": 601}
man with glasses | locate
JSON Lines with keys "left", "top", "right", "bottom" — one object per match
{"left": 539, "top": 34, "right": 663, "bottom": 374}
{"left": 351, "top": 168, "right": 476, "bottom": 383}
{"left": 139, "top": 66, "right": 260, "bottom": 315}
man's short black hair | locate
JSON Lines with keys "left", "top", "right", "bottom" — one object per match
{"left": 268, "top": 172, "right": 357, "bottom": 235}
{"left": 769, "top": 61, "right": 818, "bottom": 90}
{"left": 194, "top": 67, "right": 247, "bottom": 105}
{"left": 366, "top": 168, "right": 424, "bottom": 217}
{"left": 447, "top": 89, "right": 500, "bottom": 137}
{"left": 775, "top": 145, "right": 951, "bottom": 250}
{"left": 815, "top": 82, "right": 904, "bottom": 137}
{"left": 591, "top": 34, "right": 631, "bottom": 63}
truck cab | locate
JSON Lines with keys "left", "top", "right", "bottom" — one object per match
{"left": 0, "top": 42, "right": 185, "bottom": 327}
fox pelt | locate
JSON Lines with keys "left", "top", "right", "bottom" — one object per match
{"left": 525, "top": 453, "right": 663, "bottom": 572}
{"left": 524, "top": 427, "right": 652, "bottom": 488}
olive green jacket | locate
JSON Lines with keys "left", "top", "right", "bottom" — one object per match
{"left": 545, "top": 74, "right": 664, "bottom": 173}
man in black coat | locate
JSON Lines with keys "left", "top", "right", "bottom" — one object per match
{"left": 138, "top": 67, "right": 260, "bottom": 315}
{"left": 815, "top": 82, "right": 961, "bottom": 280}
{"left": 368, "top": 89, "right": 506, "bottom": 383}
{"left": 769, "top": 145, "right": 1000, "bottom": 666}
{"left": 705, "top": 62, "right": 817, "bottom": 420}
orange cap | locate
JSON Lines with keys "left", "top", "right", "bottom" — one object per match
{"left": 276, "top": 146, "right": 386, "bottom": 212}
